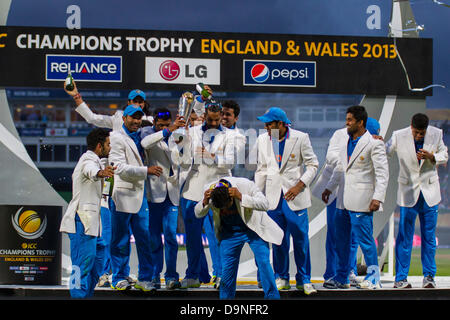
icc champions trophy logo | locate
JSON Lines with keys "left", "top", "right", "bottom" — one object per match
{"left": 11, "top": 207, "right": 47, "bottom": 240}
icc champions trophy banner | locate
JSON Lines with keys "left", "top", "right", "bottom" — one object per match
{"left": 0, "top": 205, "right": 62, "bottom": 285}
{"left": 0, "top": 26, "right": 432, "bottom": 96}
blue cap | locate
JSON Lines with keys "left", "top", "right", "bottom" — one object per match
{"left": 257, "top": 107, "right": 291, "bottom": 125}
{"left": 128, "top": 89, "right": 146, "bottom": 101}
{"left": 123, "top": 105, "right": 144, "bottom": 117}
{"left": 366, "top": 117, "right": 381, "bottom": 135}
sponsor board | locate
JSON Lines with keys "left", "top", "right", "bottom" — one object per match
{"left": 45, "top": 128, "right": 68, "bottom": 137}
{"left": 46, "top": 54, "right": 122, "bottom": 82}
{"left": 0, "top": 26, "right": 433, "bottom": 95}
{"left": 145, "top": 57, "right": 220, "bottom": 85}
{"left": 0, "top": 205, "right": 61, "bottom": 285}
{"left": 243, "top": 59, "right": 316, "bottom": 87}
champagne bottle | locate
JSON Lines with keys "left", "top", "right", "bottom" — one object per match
{"left": 102, "top": 162, "right": 114, "bottom": 197}
{"left": 65, "top": 73, "right": 75, "bottom": 91}
{"left": 195, "top": 83, "right": 211, "bottom": 100}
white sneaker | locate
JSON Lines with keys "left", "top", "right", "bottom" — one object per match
{"left": 358, "top": 279, "right": 381, "bottom": 290}
{"left": 297, "top": 283, "right": 317, "bottom": 295}
{"left": 98, "top": 273, "right": 111, "bottom": 287}
{"left": 111, "top": 279, "right": 132, "bottom": 291}
{"left": 180, "top": 278, "right": 201, "bottom": 289}
{"left": 349, "top": 271, "right": 361, "bottom": 287}
{"left": 276, "top": 278, "right": 290, "bottom": 290}
{"left": 214, "top": 277, "right": 221, "bottom": 290}
{"left": 134, "top": 280, "right": 157, "bottom": 292}
{"left": 166, "top": 279, "right": 181, "bottom": 290}
{"left": 423, "top": 276, "right": 436, "bottom": 288}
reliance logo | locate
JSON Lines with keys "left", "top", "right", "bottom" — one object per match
{"left": 46, "top": 55, "right": 122, "bottom": 82}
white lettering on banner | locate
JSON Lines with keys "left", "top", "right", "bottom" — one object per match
{"left": 125, "top": 37, "right": 194, "bottom": 52}
{"left": 15, "top": 34, "right": 194, "bottom": 53}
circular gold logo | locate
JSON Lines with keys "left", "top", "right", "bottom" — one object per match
{"left": 11, "top": 207, "right": 47, "bottom": 239}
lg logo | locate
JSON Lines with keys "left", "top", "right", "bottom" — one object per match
{"left": 159, "top": 60, "right": 180, "bottom": 81}
{"left": 159, "top": 60, "right": 208, "bottom": 81}
{"left": 147, "top": 57, "right": 220, "bottom": 85}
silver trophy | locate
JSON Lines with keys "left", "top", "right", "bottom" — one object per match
{"left": 172, "top": 91, "right": 194, "bottom": 142}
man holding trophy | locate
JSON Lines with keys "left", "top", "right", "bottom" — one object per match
{"left": 140, "top": 108, "right": 186, "bottom": 289}
{"left": 175, "top": 86, "right": 237, "bottom": 289}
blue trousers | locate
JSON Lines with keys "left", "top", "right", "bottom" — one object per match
{"left": 69, "top": 214, "right": 106, "bottom": 298}
{"left": 180, "top": 197, "right": 211, "bottom": 283}
{"left": 109, "top": 197, "right": 154, "bottom": 286}
{"left": 268, "top": 196, "right": 312, "bottom": 285}
{"left": 148, "top": 196, "right": 179, "bottom": 281}
{"left": 100, "top": 206, "right": 112, "bottom": 276}
{"left": 335, "top": 209, "right": 379, "bottom": 284}
{"left": 220, "top": 230, "right": 280, "bottom": 300}
{"left": 395, "top": 192, "right": 439, "bottom": 281}
{"left": 323, "top": 199, "right": 358, "bottom": 280}
{"left": 204, "top": 209, "right": 222, "bottom": 278}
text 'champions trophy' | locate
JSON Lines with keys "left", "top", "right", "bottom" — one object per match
{"left": 172, "top": 91, "right": 194, "bottom": 142}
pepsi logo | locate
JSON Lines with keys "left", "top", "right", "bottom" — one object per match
{"left": 244, "top": 60, "right": 316, "bottom": 88}
{"left": 251, "top": 63, "right": 270, "bottom": 83}
{"left": 159, "top": 60, "right": 180, "bottom": 81}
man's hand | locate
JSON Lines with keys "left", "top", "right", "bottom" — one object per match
{"left": 195, "top": 146, "right": 215, "bottom": 160}
{"left": 64, "top": 79, "right": 78, "bottom": 96}
{"left": 147, "top": 166, "right": 163, "bottom": 177}
{"left": 168, "top": 116, "right": 186, "bottom": 133}
{"left": 322, "top": 189, "right": 332, "bottom": 204}
{"left": 97, "top": 165, "right": 115, "bottom": 178}
{"left": 284, "top": 181, "right": 305, "bottom": 201}
{"left": 228, "top": 187, "right": 242, "bottom": 202}
{"left": 369, "top": 199, "right": 381, "bottom": 212}
{"left": 372, "top": 135, "right": 384, "bottom": 141}
{"left": 203, "top": 189, "right": 212, "bottom": 206}
{"left": 417, "top": 149, "right": 435, "bottom": 163}
{"left": 64, "top": 79, "right": 84, "bottom": 106}
{"left": 201, "top": 85, "right": 213, "bottom": 101}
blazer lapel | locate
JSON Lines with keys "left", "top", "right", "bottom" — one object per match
{"left": 280, "top": 134, "right": 297, "bottom": 172}
{"left": 420, "top": 128, "right": 433, "bottom": 168}
{"left": 209, "top": 130, "right": 226, "bottom": 154}
{"left": 347, "top": 131, "right": 370, "bottom": 169}
{"left": 120, "top": 128, "right": 143, "bottom": 166}
{"left": 405, "top": 128, "right": 420, "bottom": 168}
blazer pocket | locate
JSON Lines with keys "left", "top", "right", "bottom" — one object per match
{"left": 398, "top": 176, "right": 409, "bottom": 185}
{"left": 115, "top": 181, "right": 134, "bottom": 189}
{"left": 355, "top": 182, "right": 373, "bottom": 190}
{"left": 429, "top": 175, "right": 439, "bottom": 184}
{"left": 82, "top": 203, "right": 98, "bottom": 212}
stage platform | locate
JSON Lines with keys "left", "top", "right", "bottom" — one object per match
{"left": 1, "top": 277, "right": 450, "bottom": 300}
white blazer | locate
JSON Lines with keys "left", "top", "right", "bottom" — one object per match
{"left": 194, "top": 177, "right": 284, "bottom": 245}
{"left": 60, "top": 151, "right": 103, "bottom": 237}
{"left": 386, "top": 125, "right": 448, "bottom": 207}
{"left": 328, "top": 130, "right": 389, "bottom": 212}
{"left": 227, "top": 126, "right": 247, "bottom": 168}
{"left": 141, "top": 127, "right": 181, "bottom": 206}
{"left": 76, "top": 102, "right": 153, "bottom": 131}
{"left": 311, "top": 128, "right": 347, "bottom": 203}
{"left": 255, "top": 128, "right": 319, "bottom": 211}
{"left": 109, "top": 127, "right": 148, "bottom": 214}
{"left": 180, "top": 125, "right": 235, "bottom": 202}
